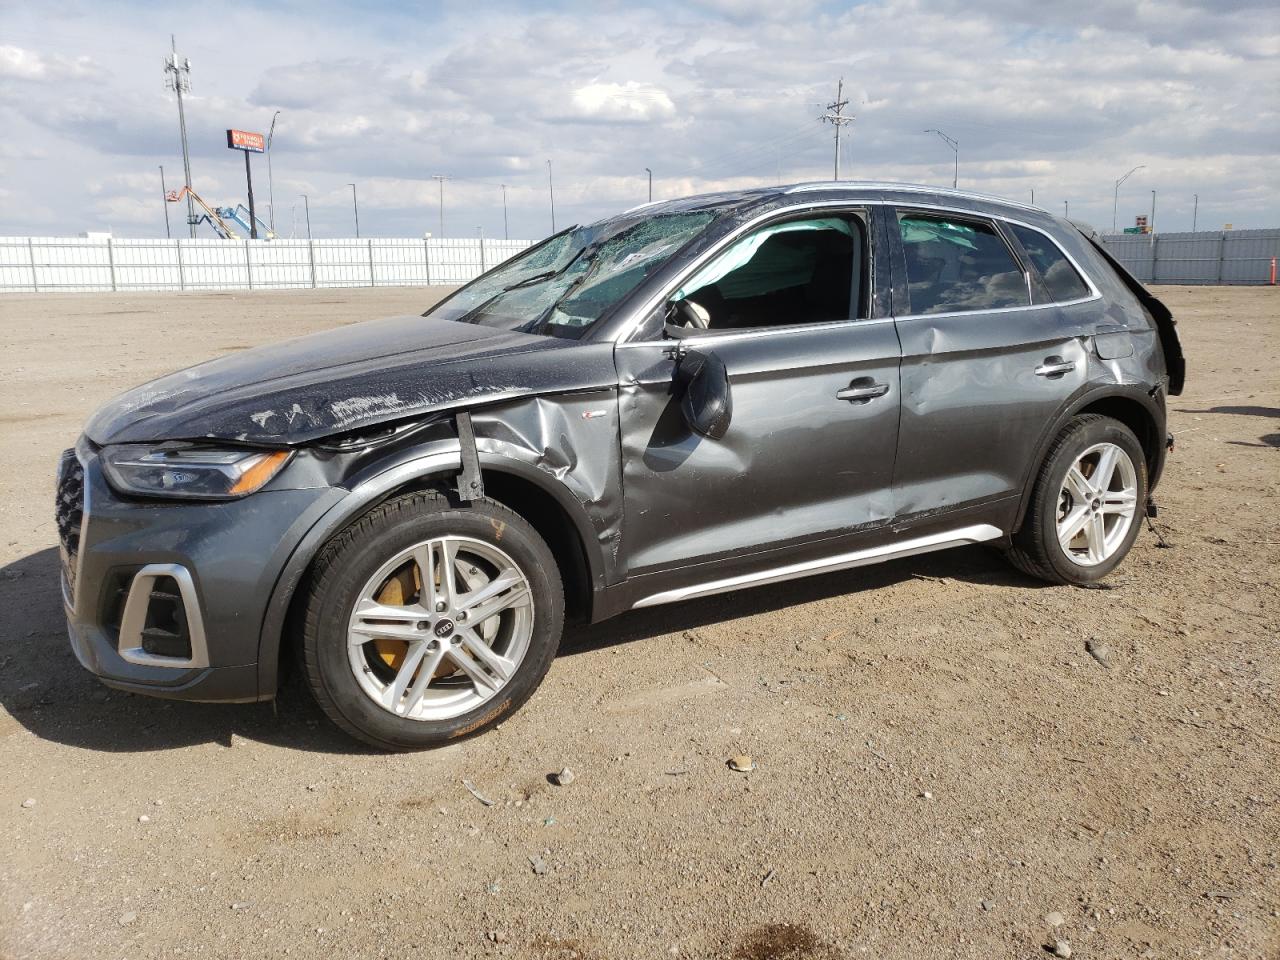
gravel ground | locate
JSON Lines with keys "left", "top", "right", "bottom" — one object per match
{"left": 0, "top": 285, "right": 1277, "bottom": 960}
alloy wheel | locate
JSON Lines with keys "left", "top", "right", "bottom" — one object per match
{"left": 346, "top": 536, "right": 534, "bottom": 720}
{"left": 1055, "top": 442, "right": 1139, "bottom": 567}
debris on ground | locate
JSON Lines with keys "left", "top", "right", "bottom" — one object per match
{"left": 1084, "top": 638, "right": 1112, "bottom": 668}
{"left": 727, "top": 755, "right": 755, "bottom": 773}
{"left": 550, "top": 766, "right": 575, "bottom": 786}
{"left": 528, "top": 854, "right": 549, "bottom": 876}
{"left": 461, "top": 780, "right": 495, "bottom": 806}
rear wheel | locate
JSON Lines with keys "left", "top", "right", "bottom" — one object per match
{"left": 301, "top": 490, "right": 563, "bottom": 750}
{"left": 1008, "top": 414, "right": 1147, "bottom": 585}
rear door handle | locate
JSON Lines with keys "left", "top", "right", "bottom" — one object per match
{"left": 1034, "top": 357, "right": 1076, "bottom": 378}
{"left": 836, "top": 380, "right": 890, "bottom": 403}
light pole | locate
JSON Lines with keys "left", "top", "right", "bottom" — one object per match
{"left": 547, "top": 159, "right": 556, "bottom": 233}
{"left": 645, "top": 167, "right": 652, "bottom": 202}
{"left": 1030, "top": 187, "right": 1035, "bottom": 205}
{"left": 348, "top": 183, "right": 360, "bottom": 238}
{"left": 431, "top": 175, "right": 447, "bottom": 238}
{"left": 500, "top": 184, "right": 509, "bottom": 241}
{"left": 1064, "top": 200, "right": 1069, "bottom": 218}
{"left": 266, "top": 110, "right": 280, "bottom": 233}
{"left": 924, "top": 129, "right": 958, "bottom": 188}
{"left": 1150, "top": 189, "right": 1157, "bottom": 247}
{"left": 1192, "top": 193, "right": 1198, "bottom": 232}
{"left": 159, "top": 165, "right": 171, "bottom": 239}
{"left": 1112, "top": 164, "right": 1145, "bottom": 233}
{"left": 301, "top": 194, "right": 312, "bottom": 239}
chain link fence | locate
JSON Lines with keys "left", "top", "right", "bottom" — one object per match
{"left": 0, "top": 237, "right": 534, "bottom": 293}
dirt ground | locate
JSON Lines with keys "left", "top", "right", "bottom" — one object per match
{"left": 0, "top": 286, "right": 1276, "bottom": 960}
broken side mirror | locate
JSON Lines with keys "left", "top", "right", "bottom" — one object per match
{"left": 676, "top": 348, "right": 732, "bottom": 440}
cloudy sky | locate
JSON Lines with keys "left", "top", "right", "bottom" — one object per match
{"left": 1, "top": 0, "right": 1276, "bottom": 240}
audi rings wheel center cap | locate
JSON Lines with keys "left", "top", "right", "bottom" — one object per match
{"left": 433, "top": 618, "right": 455, "bottom": 639}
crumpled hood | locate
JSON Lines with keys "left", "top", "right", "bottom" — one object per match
{"left": 84, "top": 314, "right": 590, "bottom": 445}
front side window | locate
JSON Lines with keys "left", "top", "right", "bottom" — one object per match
{"left": 1008, "top": 224, "right": 1091, "bottom": 303}
{"left": 671, "top": 216, "right": 867, "bottom": 330}
{"left": 896, "top": 213, "right": 1029, "bottom": 315}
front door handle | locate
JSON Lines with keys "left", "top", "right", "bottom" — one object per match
{"left": 836, "top": 379, "right": 890, "bottom": 403}
{"left": 1034, "top": 357, "right": 1076, "bottom": 378}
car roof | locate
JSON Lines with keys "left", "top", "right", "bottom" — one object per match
{"left": 623, "top": 180, "right": 1053, "bottom": 224}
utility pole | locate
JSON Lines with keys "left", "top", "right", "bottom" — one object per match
{"left": 1030, "top": 187, "right": 1035, "bottom": 205}
{"left": 348, "top": 183, "right": 360, "bottom": 238}
{"left": 821, "top": 78, "right": 854, "bottom": 180}
{"left": 645, "top": 167, "right": 652, "bottom": 202}
{"left": 1192, "top": 193, "right": 1198, "bottom": 232}
{"left": 163, "top": 36, "right": 196, "bottom": 238}
{"left": 500, "top": 184, "right": 509, "bottom": 241}
{"left": 159, "top": 165, "right": 171, "bottom": 239}
{"left": 1150, "top": 190, "right": 1157, "bottom": 247}
{"left": 1112, "top": 164, "right": 1145, "bottom": 233}
{"left": 431, "top": 175, "right": 447, "bottom": 237}
{"left": 266, "top": 110, "right": 280, "bottom": 233}
{"left": 547, "top": 159, "right": 556, "bottom": 233}
{"left": 301, "top": 194, "right": 312, "bottom": 239}
{"left": 924, "top": 129, "right": 958, "bottom": 188}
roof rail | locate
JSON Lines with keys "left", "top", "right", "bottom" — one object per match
{"left": 783, "top": 180, "right": 1045, "bottom": 214}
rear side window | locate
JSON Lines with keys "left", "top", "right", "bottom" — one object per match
{"left": 896, "top": 213, "right": 1029, "bottom": 315}
{"left": 1008, "top": 224, "right": 1091, "bottom": 303}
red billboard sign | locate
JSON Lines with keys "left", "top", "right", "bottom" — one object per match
{"left": 226, "top": 129, "right": 265, "bottom": 153}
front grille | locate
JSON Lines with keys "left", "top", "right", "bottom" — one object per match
{"left": 55, "top": 448, "right": 85, "bottom": 603}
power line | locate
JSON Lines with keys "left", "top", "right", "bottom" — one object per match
{"left": 821, "top": 78, "right": 855, "bottom": 180}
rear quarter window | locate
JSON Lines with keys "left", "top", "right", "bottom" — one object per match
{"left": 1008, "top": 224, "right": 1091, "bottom": 303}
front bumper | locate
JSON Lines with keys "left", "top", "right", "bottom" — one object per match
{"left": 60, "top": 441, "right": 340, "bottom": 702}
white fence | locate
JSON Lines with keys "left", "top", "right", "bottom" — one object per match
{"left": 0, "top": 236, "right": 534, "bottom": 293}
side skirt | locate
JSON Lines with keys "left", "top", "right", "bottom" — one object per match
{"left": 630, "top": 524, "right": 1003, "bottom": 609}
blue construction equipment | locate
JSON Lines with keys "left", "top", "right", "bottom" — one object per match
{"left": 215, "top": 204, "right": 276, "bottom": 240}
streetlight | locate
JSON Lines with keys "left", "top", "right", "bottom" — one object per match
{"left": 1150, "top": 189, "right": 1157, "bottom": 247}
{"left": 1064, "top": 200, "right": 1069, "bottom": 218}
{"left": 547, "top": 159, "right": 556, "bottom": 233}
{"left": 1192, "top": 193, "right": 1198, "bottom": 232}
{"left": 431, "top": 175, "right": 447, "bottom": 238}
{"left": 500, "top": 184, "right": 509, "bottom": 241}
{"left": 1112, "top": 164, "right": 1145, "bottom": 233}
{"left": 159, "top": 165, "right": 171, "bottom": 239}
{"left": 924, "top": 129, "right": 958, "bottom": 188}
{"left": 1030, "top": 187, "right": 1035, "bottom": 205}
{"left": 348, "top": 183, "right": 360, "bottom": 238}
{"left": 266, "top": 110, "right": 281, "bottom": 233}
{"left": 645, "top": 167, "right": 652, "bottom": 202}
{"left": 301, "top": 193, "right": 312, "bottom": 239}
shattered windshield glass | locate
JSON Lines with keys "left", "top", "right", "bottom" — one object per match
{"left": 426, "top": 212, "right": 717, "bottom": 338}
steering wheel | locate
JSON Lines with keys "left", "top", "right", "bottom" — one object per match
{"left": 669, "top": 298, "right": 710, "bottom": 330}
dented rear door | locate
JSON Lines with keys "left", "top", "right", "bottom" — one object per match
{"left": 887, "top": 206, "right": 1089, "bottom": 521}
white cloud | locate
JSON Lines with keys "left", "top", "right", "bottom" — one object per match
{"left": 569, "top": 81, "right": 676, "bottom": 123}
{"left": 0, "top": 1, "right": 1274, "bottom": 238}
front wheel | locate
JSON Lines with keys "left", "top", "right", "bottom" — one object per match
{"left": 1008, "top": 414, "right": 1147, "bottom": 585}
{"left": 300, "top": 490, "right": 564, "bottom": 750}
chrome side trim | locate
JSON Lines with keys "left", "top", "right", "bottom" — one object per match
{"left": 117, "top": 563, "right": 211, "bottom": 669}
{"left": 630, "top": 524, "right": 1003, "bottom": 609}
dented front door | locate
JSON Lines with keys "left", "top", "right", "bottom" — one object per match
{"left": 614, "top": 320, "right": 902, "bottom": 579}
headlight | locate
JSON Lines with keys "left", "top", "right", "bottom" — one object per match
{"left": 100, "top": 444, "right": 292, "bottom": 500}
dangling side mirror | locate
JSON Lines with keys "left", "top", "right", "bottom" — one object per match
{"left": 676, "top": 348, "right": 732, "bottom": 440}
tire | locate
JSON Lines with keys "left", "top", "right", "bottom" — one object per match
{"left": 301, "top": 489, "right": 563, "bottom": 751}
{"left": 1007, "top": 414, "right": 1147, "bottom": 585}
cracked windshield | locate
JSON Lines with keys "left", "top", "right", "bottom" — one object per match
{"left": 427, "top": 212, "right": 717, "bottom": 338}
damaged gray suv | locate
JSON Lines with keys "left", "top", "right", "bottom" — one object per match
{"left": 57, "top": 182, "right": 1185, "bottom": 749}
